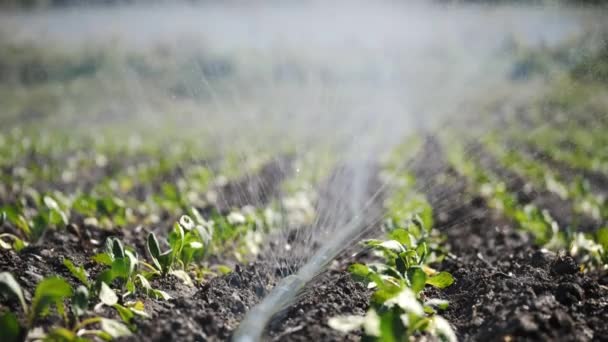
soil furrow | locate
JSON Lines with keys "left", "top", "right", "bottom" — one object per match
{"left": 413, "top": 138, "right": 608, "bottom": 341}
{"left": 468, "top": 142, "right": 600, "bottom": 232}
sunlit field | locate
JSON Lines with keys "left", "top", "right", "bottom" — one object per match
{"left": 1, "top": 2, "right": 608, "bottom": 341}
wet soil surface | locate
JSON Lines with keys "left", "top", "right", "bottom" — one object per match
{"left": 415, "top": 138, "right": 608, "bottom": 341}
{"left": 3, "top": 138, "right": 608, "bottom": 341}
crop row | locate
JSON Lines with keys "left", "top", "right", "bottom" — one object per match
{"left": 445, "top": 134, "right": 608, "bottom": 270}
{"left": 328, "top": 136, "right": 457, "bottom": 341}
{"left": 0, "top": 128, "right": 338, "bottom": 341}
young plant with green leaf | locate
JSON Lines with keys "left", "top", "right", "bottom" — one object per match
{"left": 329, "top": 217, "right": 456, "bottom": 341}
{"left": 146, "top": 214, "right": 212, "bottom": 284}
{"left": 0, "top": 272, "right": 132, "bottom": 341}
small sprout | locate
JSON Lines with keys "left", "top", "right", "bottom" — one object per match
{"left": 179, "top": 215, "right": 195, "bottom": 231}
{"left": 378, "top": 240, "right": 406, "bottom": 253}
{"left": 0, "top": 233, "right": 28, "bottom": 252}
{"left": 426, "top": 272, "right": 454, "bottom": 289}
{"left": 134, "top": 274, "right": 171, "bottom": 300}
{"left": 99, "top": 282, "right": 118, "bottom": 306}
{"left": 169, "top": 270, "right": 193, "bottom": 286}
{"left": 95, "top": 237, "right": 139, "bottom": 291}
{"left": 63, "top": 258, "right": 90, "bottom": 288}
{"left": 0, "top": 272, "right": 28, "bottom": 314}
{"left": 72, "top": 286, "right": 89, "bottom": 318}
{"left": 407, "top": 268, "right": 427, "bottom": 293}
{"left": 30, "top": 277, "right": 72, "bottom": 323}
{"left": 147, "top": 232, "right": 173, "bottom": 275}
{"left": 100, "top": 318, "right": 132, "bottom": 338}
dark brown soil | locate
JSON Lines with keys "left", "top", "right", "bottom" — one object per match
{"left": 468, "top": 141, "right": 601, "bottom": 232}
{"left": 2, "top": 138, "right": 608, "bottom": 342}
{"left": 413, "top": 138, "right": 608, "bottom": 341}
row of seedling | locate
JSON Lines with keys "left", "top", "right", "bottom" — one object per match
{"left": 329, "top": 138, "right": 456, "bottom": 341}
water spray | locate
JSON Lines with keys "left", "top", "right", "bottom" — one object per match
{"left": 233, "top": 159, "right": 378, "bottom": 342}
{"left": 232, "top": 217, "right": 365, "bottom": 342}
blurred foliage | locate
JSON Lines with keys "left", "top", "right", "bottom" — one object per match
{"left": 571, "top": 38, "right": 608, "bottom": 83}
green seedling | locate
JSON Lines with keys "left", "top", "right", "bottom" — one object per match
{"left": 0, "top": 272, "right": 132, "bottom": 342}
{"left": 0, "top": 232, "right": 28, "bottom": 252}
{"left": 92, "top": 237, "right": 170, "bottom": 299}
{"left": 146, "top": 215, "right": 212, "bottom": 283}
{"left": 0, "top": 275, "right": 135, "bottom": 341}
{"left": 63, "top": 258, "right": 91, "bottom": 289}
{"left": 146, "top": 232, "right": 173, "bottom": 275}
{"left": 0, "top": 274, "right": 72, "bottom": 327}
{"left": 98, "top": 282, "right": 150, "bottom": 329}
{"left": 94, "top": 237, "right": 139, "bottom": 293}
{"left": 329, "top": 288, "right": 456, "bottom": 342}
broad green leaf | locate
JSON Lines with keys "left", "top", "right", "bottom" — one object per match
{"left": 597, "top": 227, "right": 608, "bottom": 250}
{"left": 43, "top": 196, "right": 60, "bottom": 211}
{"left": 111, "top": 258, "right": 130, "bottom": 280}
{"left": 147, "top": 233, "right": 161, "bottom": 261}
{"left": 112, "top": 303, "right": 134, "bottom": 323}
{"left": 395, "top": 255, "right": 407, "bottom": 275}
{"left": 135, "top": 274, "right": 152, "bottom": 292}
{"left": 426, "top": 272, "right": 454, "bottom": 289}
{"left": 99, "top": 282, "right": 118, "bottom": 306}
{"left": 158, "top": 250, "right": 174, "bottom": 274}
{"left": 13, "top": 238, "right": 26, "bottom": 252}
{"left": 92, "top": 253, "right": 113, "bottom": 266}
{"left": 348, "top": 263, "right": 370, "bottom": 278}
{"left": 111, "top": 238, "right": 125, "bottom": 259}
{"left": 46, "top": 327, "right": 78, "bottom": 341}
{"left": 378, "top": 240, "right": 406, "bottom": 253}
{"left": 169, "top": 270, "right": 193, "bottom": 286}
{"left": 169, "top": 223, "right": 185, "bottom": 254}
{"left": 0, "top": 272, "right": 27, "bottom": 313}
{"left": 63, "top": 259, "right": 90, "bottom": 288}
{"left": 126, "top": 279, "right": 135, "bottom": 294}
{"left": 72, "top": 286, "right": 89, "bottom": 318}
{"left": 151, "top": 289, "right": 172, "bottom": 300}
{"left": 100, "top": 318, "right": 132, "bottom": 338}
{"left": 388, "top": 229, "right": 412, "bottom": 247}
{"left": 378, "top": 307, "right": 401, "bottom": 342}
{"left": 96, "top": 270, "right": 114, "bottom": 286}
{"left": 124, "top": 250, "right": 138, "bottom": 275}
{"left": 0, "top": 312, "right": 21, "bottom": 342}
{"left": 30, "top": 277, "right": 72, "bottom": 322}
{"left": 126, "top": 301, "right": 149, "bottom": 317}
{"left": 215, "top": 265, "right": 231, "bottom": 275}
{"left": 407, "top": 268, "right": 427, "bottom": 294}
{"left": 371, "top": 283, "right": 402, "bottom": 306}
{"left": 415, "top": 242, "right": 427, "bottom": 264}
